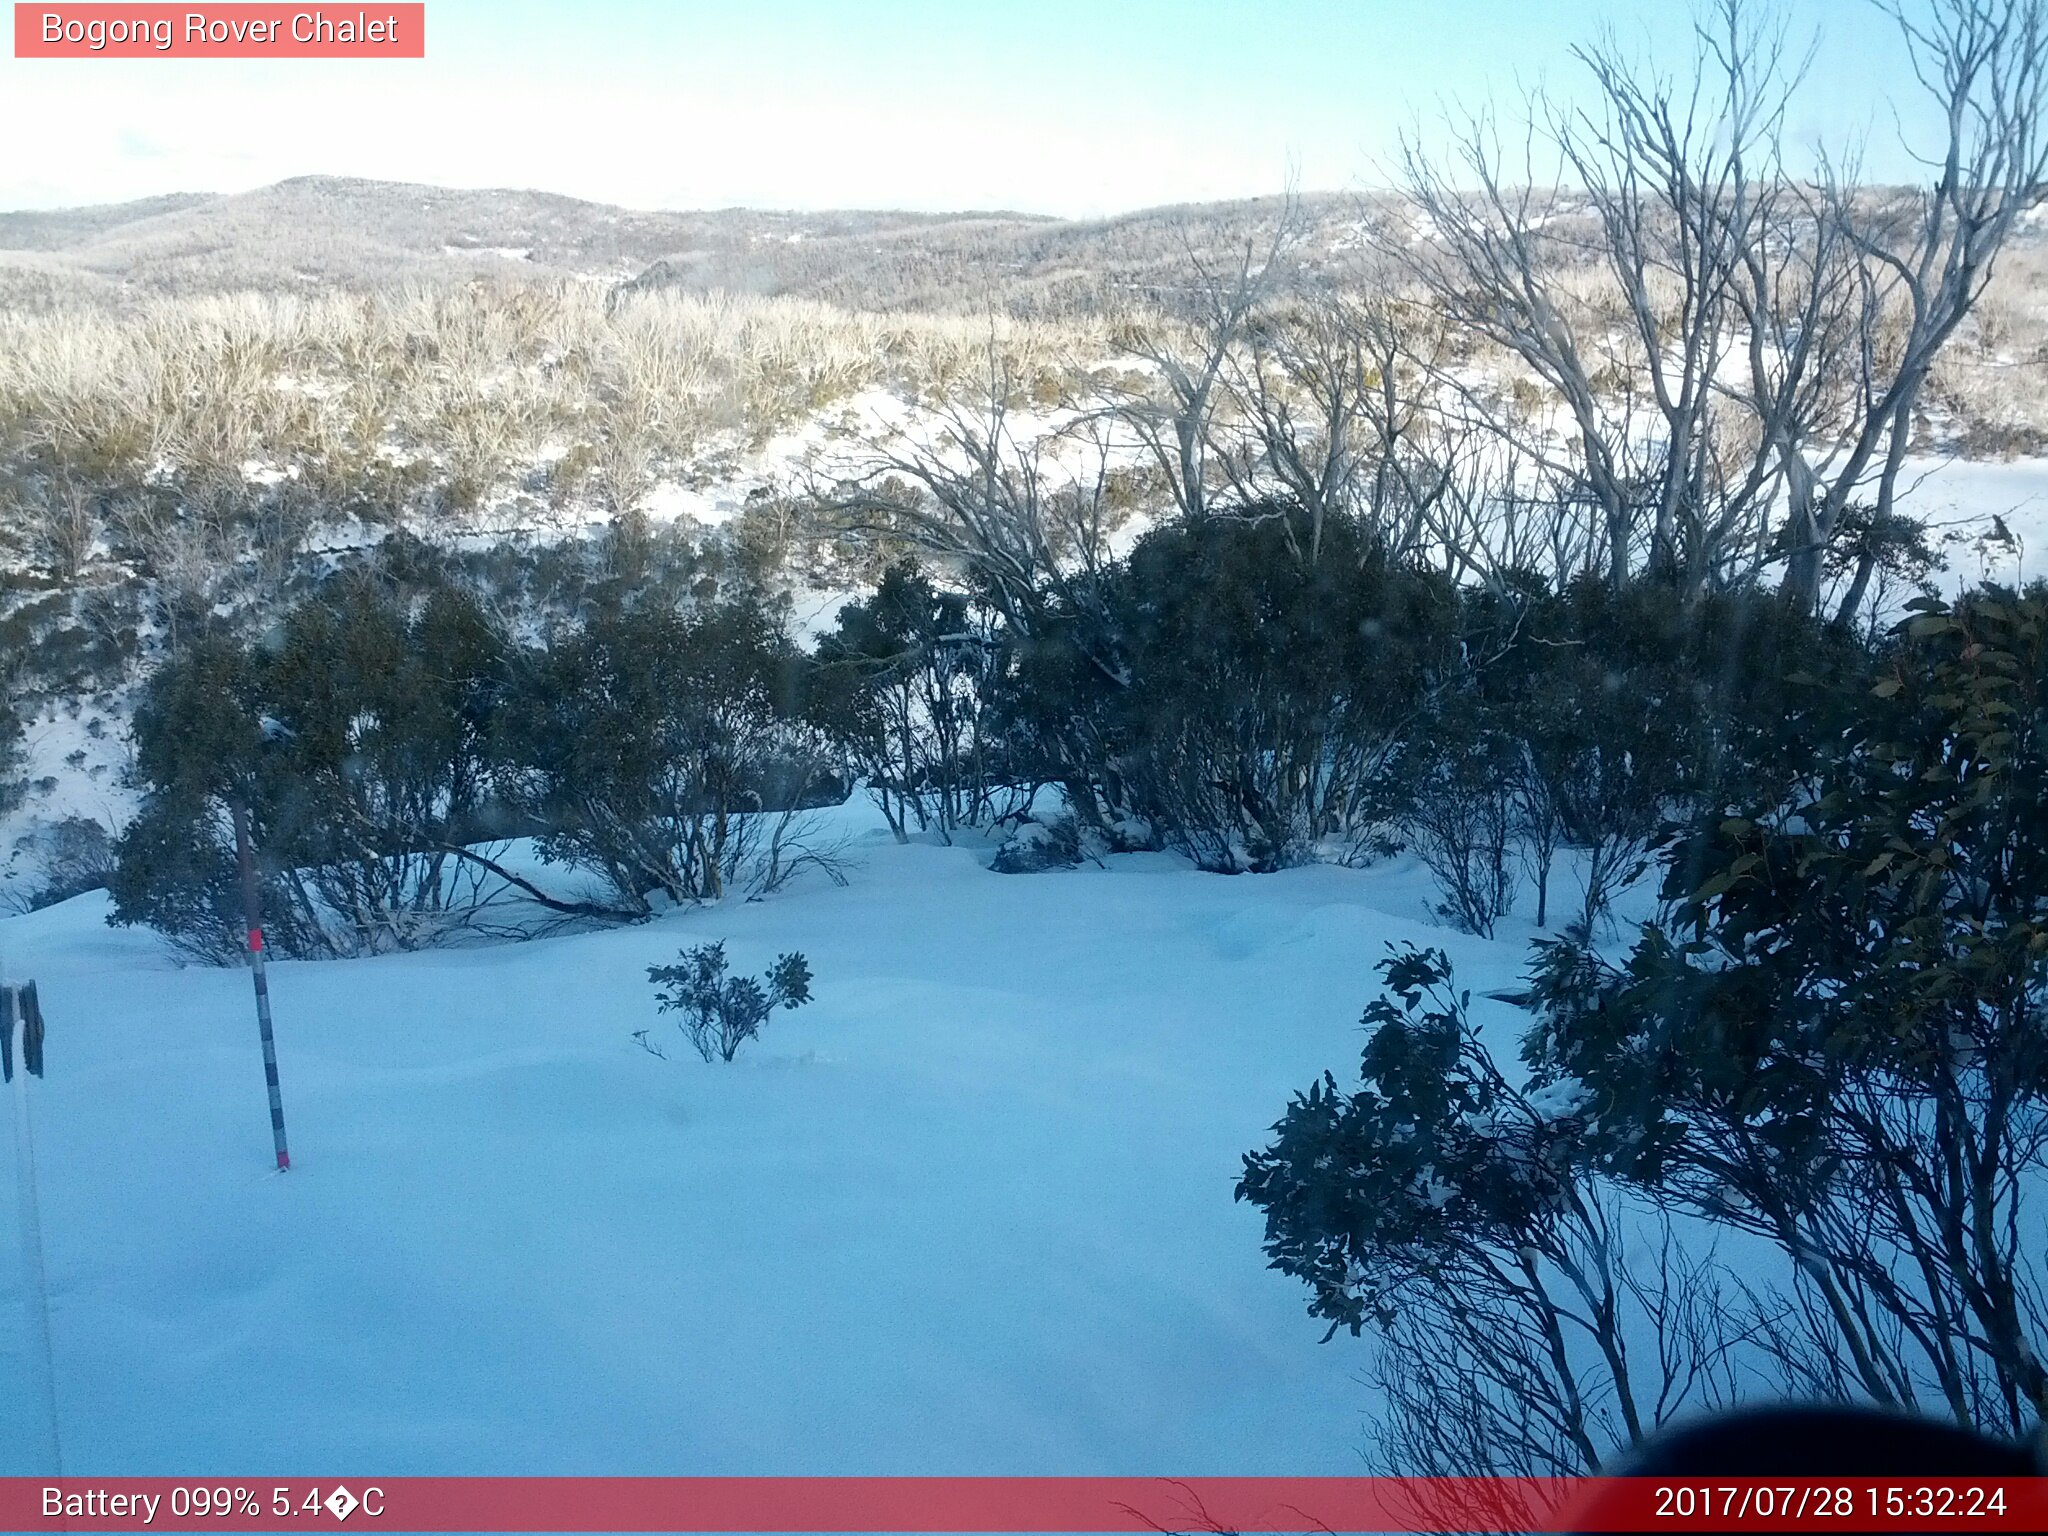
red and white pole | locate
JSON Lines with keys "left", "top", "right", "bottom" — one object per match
{"left": 233, "top": 801, "right": 291, "bottom": 1173}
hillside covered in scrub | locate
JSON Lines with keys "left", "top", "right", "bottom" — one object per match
{"left": 3, "top": 173, "right": 2047, "bottom": 891}
{"left": 0, "top": 176, "right": 1344, "bottom": 313}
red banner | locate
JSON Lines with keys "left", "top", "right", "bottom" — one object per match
{"left": 3, "top": 1477, "right": 2047, "bottom": 1532}
{"left": 13, "top": 5, "right": 424, "bottom": 58}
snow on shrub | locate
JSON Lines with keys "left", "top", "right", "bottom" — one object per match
{"left": 989, "top": 816, "right": 1081, "bottom": 874}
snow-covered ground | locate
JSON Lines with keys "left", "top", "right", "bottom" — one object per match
{"left": 0, "top": 796, "right": 1534, "bottom": 1477}
{"left": 1903, "top": 456, "right": 2048, "bottom": 592}
{"left": 5, "top": 434, "right": 2038, "bottom": 1480}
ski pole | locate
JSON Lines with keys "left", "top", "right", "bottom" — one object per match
{"left": 6, "top": 976, "right": 62, "bottom": 1476}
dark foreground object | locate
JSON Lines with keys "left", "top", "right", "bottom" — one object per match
{"left": 1615, "top": 1405, "right": 2041, "bottom": 1476}
{"left": 1571, "top": 1405, "right": 2045, "bottom": 1534}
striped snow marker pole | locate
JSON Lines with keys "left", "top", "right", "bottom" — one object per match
{"left": 233, "top": 801, "right": 291, "bottom": 1173}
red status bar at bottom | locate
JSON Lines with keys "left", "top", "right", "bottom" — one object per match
{"left": 6, "top": 1476, "right": 2048, "bottom": 1533}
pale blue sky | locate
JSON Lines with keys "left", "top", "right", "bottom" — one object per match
{"left": 1, "top": 1, "right": 1936, "bottom": 214}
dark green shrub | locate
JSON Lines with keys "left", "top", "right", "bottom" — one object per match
{"left": 644, "top": 941, "right": 813, "bottom": 1063}
{"left": 1525, "top": 585, "right": 2048, "bottom": 1433}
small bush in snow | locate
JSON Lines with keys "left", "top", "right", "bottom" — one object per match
{"left": 989, "top": 816, "right": 1082, "bottom": 874}
{"left": 12, "top": 815, "right": 117, "bottom": 912}
{"left": 645, "top": 941, "right": 813, "bottom": 1063}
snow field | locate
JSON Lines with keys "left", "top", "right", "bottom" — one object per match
{"left": 0, "top": 799, "right": 1535, "bottom": 1476}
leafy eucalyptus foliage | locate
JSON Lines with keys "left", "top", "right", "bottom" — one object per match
{"left": 1525, "top": 589, "right": 2048, "bottom": 1433}
{"left": 1238, "top": 945, "right": 1744, "bottom": 1475}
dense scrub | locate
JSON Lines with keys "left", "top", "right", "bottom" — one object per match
{"left": 1240, "top": 585, "right": 2048, "bottom": 1470}
{"left": 109, "top": 534, "right": 844, "bottom": 958}
{"left": 110, "top": 493, "right": 1881, "bottom": 957}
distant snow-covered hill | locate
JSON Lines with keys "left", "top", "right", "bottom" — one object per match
{"left": 0, "top": 177, "right": 1353, "bottom": 311}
